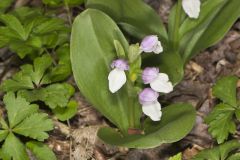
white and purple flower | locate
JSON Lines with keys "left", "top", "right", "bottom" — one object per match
{"left": 182, "top": 0, "right": 201, "bottom": 19}
{"left": 139, "top": 88, "right": 162, "bottom": 121}
{"left": 140, "top": 35, "right": 163, "bottom": 54}
{"left": 108, "top": 59, "right": 129, "bottom": 93}
{"left": 142, "top": 67, "right": 173, "bottom": 93}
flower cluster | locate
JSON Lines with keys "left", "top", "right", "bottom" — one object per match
{"left": 139, "top": 67, "right": 173, "bottom": 121}
{"left": 108, "top": 0, "right": 201, "bottom": 121}
{"left": 108, "top": 35, "right": 173, "bottom": 121}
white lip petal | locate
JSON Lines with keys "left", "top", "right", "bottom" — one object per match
{"left": 182, "top": 0, "right": 201, "bottom": 19}
{"left": 142, "top": 101, "right": 162, "bottom": 121}
{"left": 150, "top": 73, "right": 173, "bottom": 93}
{"left": 108, "top": 68, "right": 126, "bottom": 93}
{"left": 153, "top": 41, "right": 163, "bottom": 54}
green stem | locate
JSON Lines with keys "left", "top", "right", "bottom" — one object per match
{"left": 173, "top": 0, "right": 182, "bottom": 51}
{"left": 127, "top": 81, "right": 136, "bottom": 129}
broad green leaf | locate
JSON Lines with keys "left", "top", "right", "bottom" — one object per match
{"left": 0, "top": 14, "right": 27, "bottom": 40}
{"left": 193, "top": 140, "right": 240, "bottom": 160}
{"left": 3, "top": 92, "right": 39, "bottom": 128}
{"left": 181, "top": 0, "right": 240, "bottom": 62}
{"left": 1, "top": 133, "right": 29, "bottom": 160}
{"left": 212, "top": 76, "right": 238, "bottom": 107}
{"left": 0, "top": 130, "right": 8, "bottom": 142}
{"left": 18, "top": 83, "right": 74, "bottom": 109}
{"left": 98, "top": 103, "right": 195, "bottom": 148}
{"left": 52, "top": 100, "right": 78, "bottom": 121}
{"left": 13, "top": 113, "right": 53, "bottom": 141}
{"left": 205, "top": 103, "right": 236, "bottom": 144}
{"left": 71, "top": 9, "right": 141, "bottom": 134}
{"left": 26, "top": 141, "right": 57, "bottom": 160}
{"left": 169, "top": 153, "right": 182, "bottom": 160}
{"left": 86, "top": 0, "right": 168, "bottom": 44}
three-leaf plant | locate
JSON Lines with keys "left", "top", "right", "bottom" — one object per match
{"left": 0, "top": 7, "right": 69, "bottom": 58}
{"left": 205, "top": 76, "right": 240, "bottom": 144}
{"left": 0, "top": 54, "right": 75, "bottom": 119}
{"left": 0, "top": 92, "right": 56, "bottom": 160}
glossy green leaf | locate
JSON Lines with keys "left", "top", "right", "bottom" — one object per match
{"left": 181, "top": 0, "right": 240, "bottom": 62}
{"left": 85, "top": 0, "right": 168, "bottom": 44}
{"left": 212, "top": 76, "right": 238, "bottom": 107}
{"left": 98, "top": 103, "right": 195, "bottom": 148}
{"left": 26, "top": 141, "right": 56, "bottom": 160}
{"left": 71, "top": 9, "right": 142, "bottom": 134}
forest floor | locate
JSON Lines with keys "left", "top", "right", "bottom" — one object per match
{"left": 0, "top": 0, "right": 240, "bottom": 160}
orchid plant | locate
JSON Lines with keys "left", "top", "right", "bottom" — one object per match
{"left": 108, "top": 35, "right": 174, "bottom": 121}
{"left": 71, "top": 0, "right": 240, "bottom": 148}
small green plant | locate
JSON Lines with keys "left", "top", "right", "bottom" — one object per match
{"left": 0, "top": 92, "right": 56, "bottom": 160}
{"left": 205, "top": 76, "right": 240, "bottom": 144}
{"left": 193, "top": 140, "right": 240, "bottom": 160}
{"left": 0, "top": 7, "right": 69, "bottom": 58}
{"left": 0, "top": 1, "right": 80, "bottom": 157}
{"left": 0, "top": 54, "right": 76, "bottom": 119}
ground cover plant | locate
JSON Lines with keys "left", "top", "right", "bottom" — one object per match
{"left": 0, "top": 0, "right": 240, "bottom": 159}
